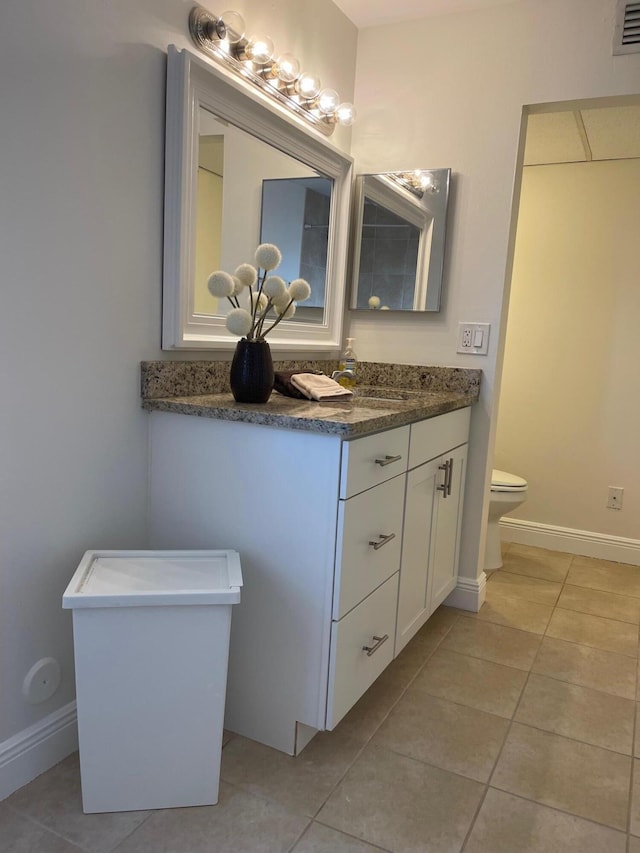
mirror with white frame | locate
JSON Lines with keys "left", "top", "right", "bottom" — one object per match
{"left": 163, "top": 45, "right": 353, "bottom": 351}
{"left": 350, "top": 169, "right": 451, "bottom": 312}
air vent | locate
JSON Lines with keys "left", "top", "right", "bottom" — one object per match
{"left": 613, "top": 1, "right": 640, "bottom": 54}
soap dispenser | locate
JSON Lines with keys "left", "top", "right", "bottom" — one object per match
{"left": 336, "top": 338, "right": 358, "bottom": 388}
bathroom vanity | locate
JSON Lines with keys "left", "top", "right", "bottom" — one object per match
{"left": 143, "top": 363, "right": 479, "bottom": 755}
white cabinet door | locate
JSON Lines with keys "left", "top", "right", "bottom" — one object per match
{"left": 428, "top": 443, "right": 467, "bottom": 613}
{"left": 395, "top": 457, "right": 442, "bottom": 653}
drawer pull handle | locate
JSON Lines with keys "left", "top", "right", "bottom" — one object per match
{"left": 362, "top": 634, "right": 389, "bottom": 656}
{"left": 369, "top": 532, "right": 396, "bottom": 550}
{"left": 375, "top": 454, "right": 402, "bottom": 467}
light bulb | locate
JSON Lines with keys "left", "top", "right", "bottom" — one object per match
{"left": 245, "top": 34, "right": 275, "bottom": 65}
{"left": 317, "top": 88, "right": 340, "bottom": 116}
{"left": 294, "top": 72, "right": 321, "bottom": 100}
{"left": 218, "top": 10, "right": 245, "bottom": 44}
{"left": 335, "top": 102, "right": 356, "bottom": 126}
{"left": 273, "top": 53, "right": 300, "bottom": 84}
{"left": 418, "top": 172, "right": 439, "bottom": 193}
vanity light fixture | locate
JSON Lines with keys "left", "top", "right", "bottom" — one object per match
{"left": 188, "top": 5, "right": 356, "bottom": 136}
{"left": 385, "top": 170, "right": 442, "bottom": 198}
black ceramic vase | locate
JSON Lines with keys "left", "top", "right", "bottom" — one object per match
{"left": 229, "top": 338, "right": 274, "bottom": 404}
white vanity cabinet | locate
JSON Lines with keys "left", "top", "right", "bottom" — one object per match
{"left": 396, "top": 407, "right": 471, "bottom": 653}
{"left": 148, "top": 411, "right": 408, "bottom": 755}
{"left": 147, "top": 404, "right": 469, "bottom": 755}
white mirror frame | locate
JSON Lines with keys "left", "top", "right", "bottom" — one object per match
{"left": 163, "top": 45, "right": 353, "bottom": 352}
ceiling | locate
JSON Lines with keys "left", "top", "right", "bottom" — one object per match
{"left": 524, "top": 106, "right": 640, "bottom": 166}
{"left": 332, "top": 0, "right": 518, "bottom": 28}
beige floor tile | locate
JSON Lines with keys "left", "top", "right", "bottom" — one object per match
{"left": 112, "top": 782, "right": 308, "bottom": 853}
{"left": 0, "top": 804, "right": 85, "bottom": 853}
{"left": 630, "top": 836, "right": 640, "bottom": 853}
{"left": 471, "top": 585, "right": 553, "bottom": 634}
{"left": 6, "top": 753, "right": 149, "bottom": 853}
{"left": 567, "top": 556, "right": 640, "bottom": 598}
{"left": 515, "top": 673, "right": 635, "bottom": 754}
{"left": 464, "top": 788, "right": 627, "bottom": 853}
{"left": 373, "top": 690, "right": 509, "bottom": 782}
{"left": 558, "top": 584, "right": 640, "bottom": 624}
{"left": 415, "top": 648, "right": 527, "bottom": 718}
{"left": 488, "top": 570, "right": 562, "bottom": 605}
{"left": 636, "top": 704, "right": 640, "bottom": 756}
{"left": 492, "top": 723, "right": 631, "bottom": 830}
{"left": 292, "top": 823, "right": 387, "bottom": 852}
{"left": 631, "top": 758, "right": 640, "bottom": 836}
{"left": 533, "top": 637, "right": 637, "bottom": 700}
{"left": 220, "top": 731, "right": 363, "bottom": 816}
{"left": 546, "top": 608, "right": 639, "bottom": 657}
{"left": 318, "top": 745, "right": 483, "bottom": 853}
{"left": 500, "top": 543, "right": 572, "bottom": 583}
{"left": 442, "top": 616, "right": 542, "bottom": 670}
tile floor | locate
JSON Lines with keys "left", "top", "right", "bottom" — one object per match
{"left": 4, "top": 544, "right": 640, "bottom": 852}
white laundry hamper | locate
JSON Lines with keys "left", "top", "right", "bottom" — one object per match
{"left": 63, "top": 549, "right": 242, "bottom": 814}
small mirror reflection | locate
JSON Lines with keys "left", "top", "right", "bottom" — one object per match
{"left": 260, "top": 177, "right": 332, "bottom": 324}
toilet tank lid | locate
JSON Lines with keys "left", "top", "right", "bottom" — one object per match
{"left": 492, "top": 469, "right": 527, "bottom": 488}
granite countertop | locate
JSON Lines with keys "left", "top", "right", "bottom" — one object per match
{"left": 141, "top": 361, "right": 481, "bottom": 438}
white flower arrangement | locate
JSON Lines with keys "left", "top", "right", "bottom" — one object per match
{"left": 207, "top": 243, "right": 312, "bottom": 341}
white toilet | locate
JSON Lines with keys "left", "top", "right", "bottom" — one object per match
{"left": 485, "top": 469, "right": 528, "bottom": 570}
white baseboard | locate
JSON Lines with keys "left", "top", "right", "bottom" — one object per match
{"left": 500, "top": 518, "right": 640, "bottom": 566}
{"left": 0, "top": 702, "right": 78, "bottom": 802}
{"left": 445, "top": 573, "right": 487, "bottom": 612}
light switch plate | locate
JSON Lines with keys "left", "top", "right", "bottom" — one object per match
{"left": 457, "top": 323, "right": 490, "bottom": 355}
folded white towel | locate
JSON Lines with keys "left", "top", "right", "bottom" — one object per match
{"left": 290, "top": 373, "right": 354, "bottom": 401}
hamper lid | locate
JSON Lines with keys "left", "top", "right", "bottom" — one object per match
{"left": 62, "top": 550, "right": 242, "bottom": 608}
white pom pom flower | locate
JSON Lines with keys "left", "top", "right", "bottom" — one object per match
{"left": 231, "top": 276, "right": 244, "bottom": 297}
{"left": 274, "top": 302, "right": 296, "bottom": 320}
{"left": 262, "top": 276, "right": 287, "bottom": 300}
{"left": 234, "top": 263, "right": 257, "bottom": 288}
{"left": 207, "top": 270, "right": 235, "bottom": 298}
{"left": 255, "top": 243, "right": 282, "bottom": 271}
{"left": 368, "top": 295, "right": 381, "bottom": 309}
{"left": 226, "top": 308, "right": 253, "bottom": 336}
{"left": 252, "top": 292, "right": 269, "bottom": 313}
{"left": 288, "top": 278, "right": 311, "bottom": 302}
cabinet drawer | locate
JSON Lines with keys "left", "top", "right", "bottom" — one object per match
{"left": 409, "top": 407, "right": 470, "bottom": 470}
{"left": 340, "top": 426, "right": 409, "bottom": 499}
{"left": 326, "top": 573, "right": 398, "bottom": 729}
{"left": 334, "top": 474, "right": 405, "bottom": 620}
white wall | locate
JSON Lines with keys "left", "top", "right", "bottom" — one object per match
{"left": 495, "top": 158, "right": 640, "bottom": 540}
{"left": 0, "top": 0, "right": 356, "bottom": 791}
{"left": 349, "top": 0, "right": 640, "bottom": 585}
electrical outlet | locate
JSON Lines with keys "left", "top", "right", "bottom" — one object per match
{"left": 607, "top": 486, "right": 624, "bottom": 510}
{"left": 457, "top": 323, "right": 490, "bottom": 355}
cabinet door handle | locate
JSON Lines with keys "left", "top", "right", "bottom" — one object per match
{"left": 437, "top": 460, "right": 449, "bottom": 498}
{"left": 362, "top": 634, "right": 389, "bottom": 656}
{"left": 447, "top": 456, "right": 454, "bottom": 496}
{"left": 375, "top": 454, "right": 402, "bottom": 467}
{"left": 368, "top": 532, "right": 396, "bottom": 550}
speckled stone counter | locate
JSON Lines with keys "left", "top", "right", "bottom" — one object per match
{"left": 141, "top": 360, "right": 481, "bottom": 438}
